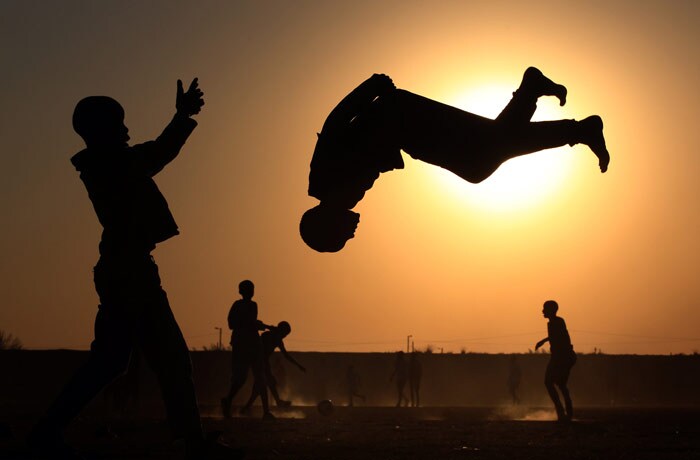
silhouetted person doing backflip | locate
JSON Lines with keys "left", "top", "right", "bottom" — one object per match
{"left": 28, "top": 80, "right": 240, "bottom": 459}
{"left": 240, "top": 321, "right": 306, "bottom": 414}
{"left": 301, "top": 68, "right": 610, "bottom": 252}
{"left": 535, "top": 300, "right": 577, "bottom": 422}
{"left": 221, "top": 280, "right": 275, "bottom": 420}
{"left": 390, "top": 351, "right": 409, "bottom": 407}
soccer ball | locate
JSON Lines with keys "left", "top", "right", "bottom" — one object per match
{"left": 317, "top": 399, "right": 334, "bottom": 416}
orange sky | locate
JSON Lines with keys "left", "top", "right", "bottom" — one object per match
{"left": 1, "top": 1, "right": 698, "bottom": 354}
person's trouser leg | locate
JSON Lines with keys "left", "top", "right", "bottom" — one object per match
{"left": 251, "top": 350, "right": 270, "bottom": 414}
{"left": 559, "top": 357, "right": 575, "bottom": 420}
{"left": 559, "top": 383, "right": 573, "bottom": 420}
{"left": 393, "top": 89, "right": 580, "bottom": 184}
{"left": 545, "top": 361, "right": 566, "bottom": 420}
{"left": 135, "top": 259, "right": 202, "bottom": 441}
{"left": 223, "top": 346, "right": 251, "bottom": 417}
{"left": 33, "top": 304, "right": 134, "bottom": 437}
{"left": 265, "top": 363, "right": 283, "bottom": 405}
{"left": 31, "top": 257, "right": 145, "bottom": 439}
{"left": 242, "top": 387, "right": 259, "bottom": 412}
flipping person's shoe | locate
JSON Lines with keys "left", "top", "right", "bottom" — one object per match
{"left": 522, "top": 66, "right": 568, "bottom": 106}
{"left": 579, "top": 115, "right": 610, "bottom": 173}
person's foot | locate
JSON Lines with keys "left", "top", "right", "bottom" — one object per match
{"left": 220, "top": 397, "right": 231, "bottom": 419}
{"left": 579, "top": 115, "right": 610, "bottom": 173}
{"left": 522, "top": 67, "right": 567, "bottom": 106}
{"left": 239, "top": 405, "right": 252, "bottom": 416}
{"left": 276, "top": 400, "right": 292, "bottom": 408}
{"left": 262, "top": 411, "right": 276, "bottom": 421}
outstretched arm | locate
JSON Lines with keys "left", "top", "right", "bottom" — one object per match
{"left": 321, "top": 74, "right": 395, "bottom": 136}
{"left": 535, "top": 337, "right": 549, "bottom": 350}
{"left": 135, "top": 78, "right": 205, "bottom": 176}
{"left": 279, "top": 342, "right": 306, "bottom": 372}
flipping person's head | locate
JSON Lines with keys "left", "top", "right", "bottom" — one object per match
{"left": 239, "top": 279, "right": 255, "bottom": 299}
{"left": 73, "top": 96, "right": 130, "bottom": 148}
{"left": 542, "top": 300, "right": 558, "bottom": 318}
{"left": 299, "top": 203, "right": 360, "bottom": 253}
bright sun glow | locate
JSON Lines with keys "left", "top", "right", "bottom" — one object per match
{"left": 426, "top": 84, "right": 575, "bottom": 215}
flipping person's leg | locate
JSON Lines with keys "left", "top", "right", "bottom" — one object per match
{"left": 496, "top": 67, "right": 567, "bottom": 126}
{"left": 495, "top": 116, "right": 609, "bottom": 172}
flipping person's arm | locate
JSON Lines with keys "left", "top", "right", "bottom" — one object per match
{"left": 321, "top": 74, "right": 395, "bottom": 136}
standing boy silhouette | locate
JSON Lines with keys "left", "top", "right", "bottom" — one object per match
{"left": 535, "top": 300, "right": 577, "bottom": 422}
{"left": 390, "top": 351, "right": 409, "bottom": 407}
{"left": 221, "top": 280, "right": 275, "bottom": 420}
{"left": 28, "top": 79, "right": 242, "bottom": 459}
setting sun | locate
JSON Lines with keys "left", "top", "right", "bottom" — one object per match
{"left": 422, "top": 84, "right": 576, "bottom": 215}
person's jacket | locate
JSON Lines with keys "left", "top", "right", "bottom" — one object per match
{"left": 71, "top": 115, "right": 196, "bottom": 256}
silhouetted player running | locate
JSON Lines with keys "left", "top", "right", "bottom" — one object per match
{"left": 28, "top": 79, "right": 241, "bottom": 459}
{"left": 221, "top": 280, "right": 275, "bottom": 420}
{"left": 240, "top": 321, "right": 306, "bottom": 414}
{"left": 301, "top": 68, "right": 610, "bottom": 252}
{"left": 535, "top": 300, "right": 577, "bottom": 422}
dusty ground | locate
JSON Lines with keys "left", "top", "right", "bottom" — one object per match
{"left": 2, "top": 405, "right": 699, "bottom": 459}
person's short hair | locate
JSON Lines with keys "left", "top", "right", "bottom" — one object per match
{"left": 72, "top": 96, "right": 124, "bottom": 142}
{"left": 277, "top": 321, "right": 291, "bottom": 336}
{"left": 543, "top": 300, "right": 559, "bottom": 313}
{"left": 239, "top": 279, "right": 254, "bottom": 297}
{"left": 299, "top": 205, "right": 358, "bottom": 253}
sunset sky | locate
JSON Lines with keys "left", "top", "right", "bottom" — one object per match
{"left": 1, "top": 1, "right": 698, "bottom": 354}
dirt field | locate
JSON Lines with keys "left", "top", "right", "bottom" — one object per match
{"left": 2, "top": 405, "right": 699, "bottom": 460}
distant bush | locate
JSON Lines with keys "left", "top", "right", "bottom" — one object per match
{"left": 198, "top": 343, "right": 229, "bottom": 351}
{"left": 0, "top": 330, "right": 23, "bottom": 350}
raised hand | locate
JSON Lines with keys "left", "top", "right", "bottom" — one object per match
{"left": 371, "top": 73, "right": 396, "bottom": 93}
{"left": 176, "top": 78, "right": 205, "bottom": 117}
